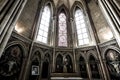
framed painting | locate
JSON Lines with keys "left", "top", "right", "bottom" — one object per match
{"left": 31, "top": 65, "right": 39, "bottom": 75}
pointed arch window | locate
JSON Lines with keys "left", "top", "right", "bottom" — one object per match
{"left": 75, "top": 8, "right": 89, "bottom": 46}
{"left": 36, "top": 5, "right": 51, "bottom": 43}
{"left": 58, "top": 13, "right": 67, "bottom": 47}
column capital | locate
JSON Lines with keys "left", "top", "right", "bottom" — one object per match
{"left": 70, "top": 17, "right": 74, "bottom": 21}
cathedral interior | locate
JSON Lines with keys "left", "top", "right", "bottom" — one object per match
{"left": 0, "top": 0, "right": 120, "bottom": 80}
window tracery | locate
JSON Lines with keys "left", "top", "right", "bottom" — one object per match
{"left": 75, "top": 8, "right": 89, "bottom": 46}
{"left": 58, "top": 13, "right": 68, "bottom": 47}
{"left": 36, "top": 5, "right": 51, "bottom": 43}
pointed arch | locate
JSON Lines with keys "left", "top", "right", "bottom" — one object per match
{"left": 58, "top": 9, "right": 67, "bottom": 46}
{"left": 57, "top": 4, "right": 70, "bottom": 17}
{"left": 56, "top": 4, "right": 70, "bottom": 47}
{"left": 104, "top": 47, "right": 120, "bottom": 79}
{"left": 36, "top": 4, "right": 51, "bottom": 43}
{"left": 44, "top": 53, "right": 51, "bottom": 63}
{"left": 0, "top": 42, "right": 26, "bottom": 80}
{"left": 103, "top": 46, "right": 120, "bottom": 59}
{"left": 89, "top": 55, "right": 101, "bottom": 79}
{"left": 44, "top": 0, "right": 55, "bottom": 15}
{"left": 64, "top": 54, "right": 73, "bottom": 73}
{"left": 32, "top": 51, "right": 41, "bottom": 62}
{"left": 79, "top": 55, "right": 85, "bottom": 61}
{"left": 87, "top": 50, "right": 98, "bottom": 61}
{"left": 56, "top": 54, "right": 63, "bottom": 72}
{"left": 89, "top": 55, "right": 96, "bottom": 61}
{"left": 79, "top": 55, "right": 88, "bottom": 78}
{"left": 31, "top": 48, "right": 44, "bottom": 60}
{"left": 29, "top": 50, "right": 42, "bottom": 80}
{"left": 41, "top": 59, "right": 49, "bottom": 79}
{"left": 36, "top": 0, "right": 55, "bottom": 45}
{"left": 75, "top": 8, "right": 89, "bottom": 46}
{"left": 71, "top": 1, "right": 86, "bottom": 18}
{"left": 71, "top": 1, "right": 91, "bottom": 46}
{"left": 44, "top": 50, "right": 52, "bottom": 62}
{"left": 6, "top": 41, "right": 27, "bottom": 58}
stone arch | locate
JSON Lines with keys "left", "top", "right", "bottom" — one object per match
{"left": 88, "top": 55, "right": 101, "bottom": 79}
{"left": 44, "top": 0, "right": 55, "bottom": 16}
{"left": 35, "top": 0, "right": 55, "bottom": 45}
{"left": 0, "top": 41, "right": 26, "bottom": 80}
{"left": 55, "top": 54, "right": 63, "bottom": 73}
{"left": 31, "top": 48, "right": 43, "bottom": 60}
{"left": 78, "top": 54, "right": 86, "bottom": 64}
{"left": 71, "top": 1, "right": 86, "bottom": 18}
{"left": 64, "top": 52, "right": 74, "bottom": 64}
{"left": 103, "top": 46, "right": 120, "bottom": 59}
{"left": 29, "top": 49, "right": 42, "bottom": 80}
{"left": 57, "top": 4, "right": 70, "bottom": 18}
{"left": 29, "top": 51, "right": 41, "bottom": 80}
{"left": 56, "top": 4, "right": 71, "bottom": 47}
{"left": 64, "top": 53, "right": 73, "bottom": 73}
{"left": 41, "top": 51, "right": 51, "bottom": 79}
{"left": 56, "top": 52, "right": 64, "bottom": 58}
{"left": 103, "top": 46, "right": 120, "bottom": 79}
{"left": 78, "top": 55, "right": 88, "bottom": 78}
{"left": 5, "top": 41, "right": 27, "bottom": 58}
{"left": 44, "top": 50, "right": 52, "bottom": 62}
{"left": 77, "top": 51, "right": 87, "bottom": 62}
{"left": 87, "top": 50, "right": 98, "bottom": 61}
{"left": 55, "top": 52, "right": 64, "bottom": 72}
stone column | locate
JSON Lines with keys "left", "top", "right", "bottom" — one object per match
{"left": 19, "top": 58, "right": 28, "bottom": 80}
{"left": 98, "top": 0, "right": 120, "bottom": 47}
{"left": 95, "top": 46, "right": 108, "bottom": 80}
{"left": 70, "top": 18, "right": 77, "bottom": 72}
{"left": 113, "top": 0, "right": 120, "bottom": 10}
{"left": 52, "top": 16, "right": 57, "bottom": 72}
{"left": 85, "top": 2, "right": 108, "bottom": 79}
{"left": 0, "top": 0, "right": 27, "bottom": 57}
{"left": 39, "top": 59, "right": 44, "bottom": 80}
{"left": 103, "top": 59, "right": 111, "bottom": 80}
{"left": 86, "top": 62, "right": 92, "bottom": 80}
{"left": 104, "top": 0, "right": 120, "bottom": 30}
{"left": 97, "top": 60, "right": 105, "bottom": 80}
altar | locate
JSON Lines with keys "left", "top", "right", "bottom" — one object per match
{"left": 51, "top": 77, "right": 84, "bottom": 80}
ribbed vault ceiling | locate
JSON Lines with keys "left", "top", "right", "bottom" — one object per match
{"left": 53, "top": 0, "right": 84, "bottom": 8}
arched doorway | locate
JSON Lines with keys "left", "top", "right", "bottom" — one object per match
{"left": 0, "top": 45, "right": 23, "bottom": 80}
{"left": 65, "top": 55, "right": 73, "bottom": 73}
{"left": 41, "top": 53, "right": 50, "bottom": 79}
{"left": 79, "top": 56, "right": 88, "bottom": 78}
{"left": 89, "top": 55, "right": 100, "bottom": 79}
{"left": 41, "top": 60, "right": 49, "bottom": 79}
{"left": 105, "top": 49, "right": 120, "bottom": 80}
{"left": 29, "top": 59, "right": 39, "bottom": 80}
{"left": 56, "top": 54, "right": 63, "bottom": 73}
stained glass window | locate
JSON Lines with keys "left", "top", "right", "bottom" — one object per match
{"left": 75, "top": 9, "right": 89, "bottom": 46}
{"left": 58, "top": 13, "right": 67, "bottom": 46}
{"left": 36, "top": 6, "right": 51, "bottom": 43}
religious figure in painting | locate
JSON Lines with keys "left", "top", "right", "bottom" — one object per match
{"left": 0, "top": 46, "right": 22, "bottom": 80}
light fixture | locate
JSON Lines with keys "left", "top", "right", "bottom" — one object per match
{"left": 15, "top": 23, "right": 24, "bottom": 33}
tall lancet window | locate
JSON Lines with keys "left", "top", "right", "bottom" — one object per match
{"left": 36, "top": 5, "right": 51, "bottom": 43}
{"left": 58, "top": 13, "right": 67, "bottom": 47}
{"left": 75, "top": 8, "right": 89, "bottom": 46}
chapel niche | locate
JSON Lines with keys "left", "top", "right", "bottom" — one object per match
{"left": 105, "top": 50, "right": 120, "bottom": 80}
{"left": 0, "top": 45, "right": 23, "bottom": 80}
